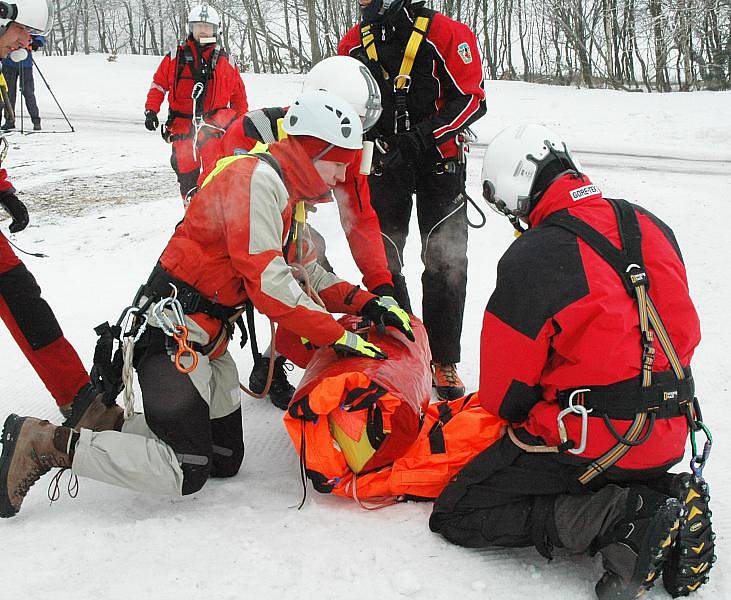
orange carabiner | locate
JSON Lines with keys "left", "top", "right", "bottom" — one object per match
{"left": 173, "top": 325, "right": 198, "bottom": 374}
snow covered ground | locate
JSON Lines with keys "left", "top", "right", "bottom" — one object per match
{"left": 0, "top": 55, "right": 729, "bottom": 599}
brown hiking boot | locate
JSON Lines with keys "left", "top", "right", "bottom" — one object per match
{"left": 60, "top": 383, "right": 124, "bottom": 432}
{"left": 433, "top": 363, "right": 465, "bottom": 400}
{"left": 0, "top": 415, "right": 76, "bottom": 517}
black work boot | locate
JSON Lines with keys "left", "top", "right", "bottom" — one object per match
{"left": 60, "top": 383, "right": 124, "bottom": 432}
{"left": 0, "top": 415, "right": 76, "bottom": 517}
{"left": 248, "top": 355, "right": 295, "bottom": 410}
{"left": 662, "top": 473, "right": 715, "bottom": 597}
{"left": 594, "top": 486, "right": 683, "bottom": 600}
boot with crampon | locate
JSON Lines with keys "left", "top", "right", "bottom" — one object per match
{"left": 594, "top": 486, "right": 683, "bottom": 600}
{"left": 662, "top": 473, "right": 716, "bottom": 597}
{"left": 0, "top": 415, "right": 76, "bottom": 517}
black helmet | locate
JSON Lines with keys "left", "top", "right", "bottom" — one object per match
{"left": 361, "top": 0, "right": 408, "bottom": 23}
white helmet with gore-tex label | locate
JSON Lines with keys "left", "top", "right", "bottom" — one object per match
{"left": 481, "top": 123, "right": 582, "bottom": 219}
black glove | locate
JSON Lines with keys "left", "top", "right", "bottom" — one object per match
{"left": 144, "top": 110, "right": 159, "bottom": 131}
{"left": 361, "top": 296, "right": 415, "bottom": 341}
{"left": 372, "top": 137, "right": 406, "bottom": 173}
{"left": 392, "top": 126, "right": 435, "bottom": 163}
{"left": 0, "top": 191, "right": 29, "bottom": 233}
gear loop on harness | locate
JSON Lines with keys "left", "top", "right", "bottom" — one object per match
{"left": 150, "top": 284, "right": 199, "bottom": 375}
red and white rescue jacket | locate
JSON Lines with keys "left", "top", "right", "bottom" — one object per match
{"left": 158, "top": 137, "right": 376, "bottom": 348}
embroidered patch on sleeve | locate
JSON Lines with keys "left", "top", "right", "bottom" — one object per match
{"left": 457, "top": 42, "right": 473, "bottom": 64}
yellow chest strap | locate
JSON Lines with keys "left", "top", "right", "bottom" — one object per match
{"left": 360, "top": 15, "right": 431, "bottom": 88}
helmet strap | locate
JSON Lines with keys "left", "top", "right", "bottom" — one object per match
{"left": 312, "top": 143, "right": 335, "bottom": 162}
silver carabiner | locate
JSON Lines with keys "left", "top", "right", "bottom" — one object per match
{"left": 557, "top": 388, "right": 592, "bottom": 455}
{"left": 191, "top": 81, "right": 205, "bottom": 101}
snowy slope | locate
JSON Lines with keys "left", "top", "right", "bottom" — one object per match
{"left": 0, "top": 55, "right": 729, "bottom": 599}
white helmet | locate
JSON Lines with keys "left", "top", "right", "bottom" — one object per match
{"left": 283, "top": 89, "right": 363, "bottom": 151}
{"left": 0, "top": 0, "right": 54, "bottom": 35}
{"left": 305, "top": 56, "right": 382, "bottom": 132}
{"left": 481, "top": 123, "right": 581, "bottom": 219}
{"left": 187, "top": 3, "right": 220, "bottom": 31}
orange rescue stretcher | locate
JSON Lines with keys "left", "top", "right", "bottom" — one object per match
{"left": 283, "top": 316, "right": 506, "bottom": 506}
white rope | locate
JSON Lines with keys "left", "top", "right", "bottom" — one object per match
{"left": 122, "top": 336, "right": 136, "bottom": 420}
{"left": 117, "top": 306, "right": 147, "bottom": 420}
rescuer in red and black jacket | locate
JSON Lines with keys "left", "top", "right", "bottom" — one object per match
{"left": 430, "top": 125, "right": 714, "bottom": 599}
{"left": 144, "top": 4, "right": 247, "bottom": 200}
{"left": 0, "top": 10, "right": 123, "bottom": 434}
{"left": 339, "top": 0, "right": 486, "bottom": 401}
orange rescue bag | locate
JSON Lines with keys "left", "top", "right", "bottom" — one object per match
{"left": 283, "top": 315, "right": 506, "bottom": 505}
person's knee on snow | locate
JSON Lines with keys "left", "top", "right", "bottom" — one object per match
{"left": 210, "top": 407, "right": 244, "bottom": 478}
{"left": 137, "top": 352, "right": 214, "bottom": 494}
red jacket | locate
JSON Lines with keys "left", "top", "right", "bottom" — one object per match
{"left": 200, "top": 108, "right": 393, "bottom": 292}
{"left": 0, "top": 168, "right": 13, "bottom": 193}
{"left": 480, "top": 174, "right": 700, "bottom": 473}
{"left": 339, "top": 2, "right": 486, "bottom": 160}
{"left": 159, "top": 137, "right": 376, "bottom": 348}
{"left": 145, "top": 38, "right": 248, "bottom": 135}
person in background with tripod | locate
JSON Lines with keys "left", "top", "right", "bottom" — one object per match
{"left": 1, "top": 31, "right": 42, "bottom": 131}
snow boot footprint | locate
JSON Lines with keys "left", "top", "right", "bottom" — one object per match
{"left": 662, "top": 473, "right": 716, "bottom": 597}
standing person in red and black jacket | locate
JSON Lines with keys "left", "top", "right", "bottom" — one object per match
{"left": 430, "top": 124, "right": 714, "bottom": 599}
{"left": 0, "top": 1, "right": 123, "bottom": 433}
{"left": 144, "top": 3, "right": 247, "bottom": 200}
{"left": 339, "top": 0, "right": 486, "bottom": 400}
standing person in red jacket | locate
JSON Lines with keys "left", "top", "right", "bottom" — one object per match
{"left": 201, "top": 55, "right": 399, "bottom": 410}
{"left": 0, "top": 1, "right": 123, "bottom": 432}
{"left": 144, "top": 3, "right": 247, "bottom": 200}
{"left": 0, "top": 90, "right": 413, "bottom": 517}
{"left": 430, "top": 125, "right": 714, "bottom": 599}
{"left": 339, "top": 0, "right": 486, "bottom": 400}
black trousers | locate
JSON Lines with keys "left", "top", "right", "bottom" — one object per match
{"left": 170, "top": 147, "right": 200, "bottom": 200}
{"left": 368, "top": 162, "right": 467, "bottom": 364}
{"left": 135, "top": 333, "right": 244, "bottom": 495}
{"left": 3, "top": 67, "right": 40, "bottom": 125}
{"left": 429, "top": 435, "right": 674, "bottom": 557}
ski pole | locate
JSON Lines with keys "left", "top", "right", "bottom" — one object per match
{"left": 30, "top": 56, "right": 74, "bottom": 132}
